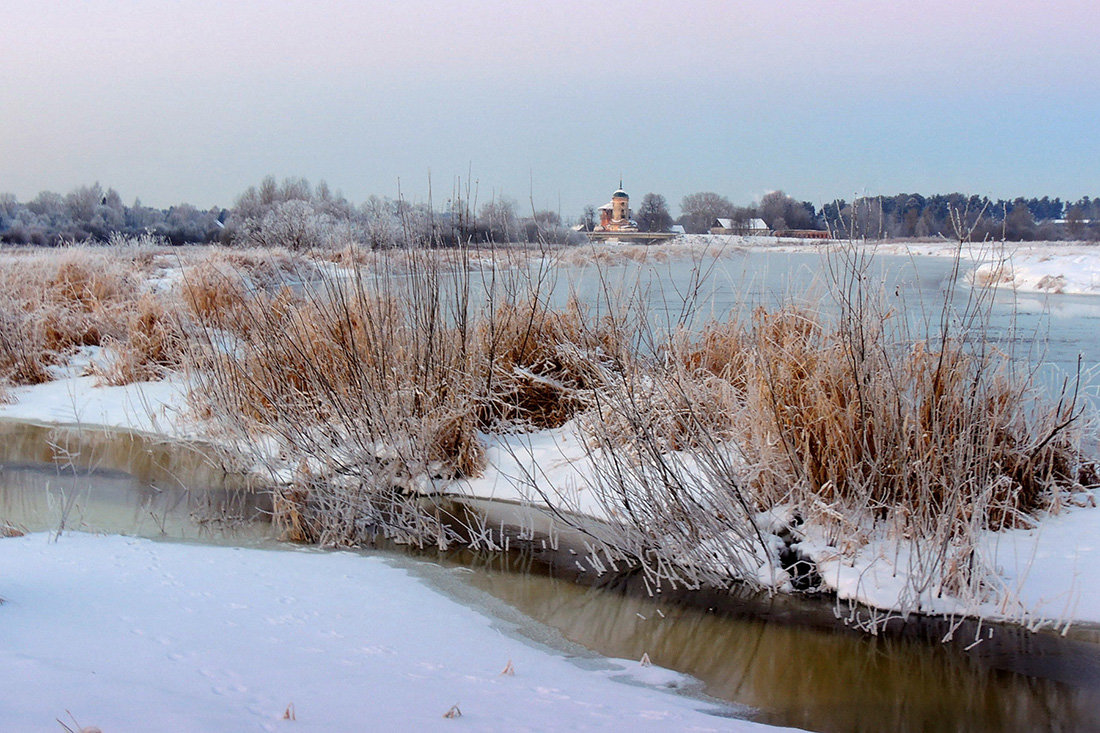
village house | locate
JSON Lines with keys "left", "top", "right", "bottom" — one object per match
{"left": 710, "top": 217, "right": 770, "bottom": 236}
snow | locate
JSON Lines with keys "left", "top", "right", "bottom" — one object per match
{"left": 984, "top": 495, "right": 1100, "bottom": 624}
{"left": 671, "top": 233, "right": 1100, "bottom": 297}
{"left": 0, "top": 532, "right": 779, "bottom": 732}
{"left": 967, "top": 247, "right": 1100, "bottom": 295}
{"left": 785, "top": 490, "right": 1100, "bottom": 628}
{"left": 0, "top": 371, "right": 190, "bottom": 438}
{"left": 460, "top": 425, "right": 606, "bottom": 519}
{"left": 456, "top": 425, "right": 1100, "bottom": 627}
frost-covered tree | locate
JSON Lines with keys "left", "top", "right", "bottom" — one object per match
{"left": 758, "top": 191, "right": 817, "bottom": 231}
{"left": 478, "top": 198, "right": 518, "bottom": 242}
{"left": 580, "top": 205, "right": 596, "bottom": 232}
{"left": 679, "top": 192, "right": 735, "bottom": 233}
{"left": 636, "top": 193, "right": 672, "bottom": 232}
{"left": 230, "top": 176, "right": 362, "bottom": 249}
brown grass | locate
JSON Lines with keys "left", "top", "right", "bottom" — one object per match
{"left": 572, "top": 249, "right": 1098, "bottom": 612}
{"left": 0, "top": 248, "right": 145, "bottom": 386}
{"left": 593, "top": 302, "right": 1094, "bottom": 530}
{"left": 476, "top": 297, "right": 625, "bottom": 429}
{"left": 92, "top": 293, "right": 187, "bottom": 386}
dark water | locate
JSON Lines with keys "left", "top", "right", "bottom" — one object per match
{"left": 442, "top": 549, "right": 1100, "bottom": 733}
{"left": 0, "top": 420, "right": 273, "bottom": 543}
{"left": 1, "top": 420, "right": 1099, "bottom": 732}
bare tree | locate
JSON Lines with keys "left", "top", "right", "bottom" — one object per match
{"left": 636, "top": 193, "right": 672, "bottom": 232}
{"left": 679, "top": 192, "right": 735, "bottom": 233}
{"left": 758, "top": 190, "right": 817, "bottom": 231}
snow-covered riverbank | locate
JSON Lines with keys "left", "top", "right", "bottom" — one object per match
{"left": 4, "top": 359, "right": 1099, "bottom": 630}
{"left": 680, "top": 234, "right": 1100, "bottom": 297}
{"left": 0, "top": 531, "right": 781, "bottom": 732}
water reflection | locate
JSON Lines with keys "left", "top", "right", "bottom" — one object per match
{"left": 0, "top": 420, "right": 272, "bottom": 543}
{"left": 444, "top": 548, "right": 1100, "bottom": 733}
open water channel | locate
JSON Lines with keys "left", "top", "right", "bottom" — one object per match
{"left": 3, "top": 247, "right": 1100, "bottom": 731}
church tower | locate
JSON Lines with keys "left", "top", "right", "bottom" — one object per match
{"left": 597, "top": 180, "right": 637, "bottom": 231}
{"left": 611, "top": 182, "right": 629, "bottom": 224}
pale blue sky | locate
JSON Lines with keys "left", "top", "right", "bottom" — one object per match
{"left": 3, "top": 0, "right": 1098, "bottom": 217}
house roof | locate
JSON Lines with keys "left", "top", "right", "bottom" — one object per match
{"left": 714, "top": 218, "right": 733, "bottom": 229}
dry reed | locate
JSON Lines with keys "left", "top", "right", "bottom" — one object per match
{"left": 572, "top": 244, "right": 1097, "bottom": 618}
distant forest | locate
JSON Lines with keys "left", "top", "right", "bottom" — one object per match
{"left": 2, "top": 178, "right": 1099, "bottom": 247}
{"left": 675, "top": 191, "right": 1100, "bottom": 241}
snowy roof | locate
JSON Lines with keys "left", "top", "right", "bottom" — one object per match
{"left": 714, "top": 218, "right": 733, "bottom": 229}
{"left": 748, "top": 218, "right": 768, "bottom": 229}
{"left": 670, "top": 225, "right": 685, "bottom": 234}
{"left": 598, "top": 202, "right": 614, "bottom": 210}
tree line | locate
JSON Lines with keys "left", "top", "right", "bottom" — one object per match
{"left": 821, "top": 193, "right": 1100, "bottom": 241}
{"left": 634, "top": 190, "right": 1100, "bottom": 241}
{"left": 3, "top": 178, "right": 1100, "bottom": 247}
{"left": 0, "top": 177, "right": 584, "bottom": 249}
{"left": 0, "top": 183, "right": 228, "bottom": 246}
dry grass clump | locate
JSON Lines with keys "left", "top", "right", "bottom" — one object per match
{"left": 477, "top": 297, "right": 626, "bottom": 429}
{"left": 180, "top": 259, "right": 251, "bottom": 325}
{"left": 0, "top": 248, "right": 146, "bottom": 386}
{"left": 597, "top": 302, "right": 1094, "bottom": 526}
{"left": 0, "top": 245, "right": 208, "bottom": 392}
{"left": 204, "top": 246, "right": 312, "bottom": 287}
{"left": 185, "top": 258, "right": 481, "bottom": 544}
{"left": 185, "top": 247, "right": 637, "bottom": 546}
{"left": 732, "top": 308, "right": 1092, "bottom": 527}
{"left": 0, "top": 296, "right": 52, "bottom": 386}
{"left": 93, "top": 293, "right": 187, "bottom": 386}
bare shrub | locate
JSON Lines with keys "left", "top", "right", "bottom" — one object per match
{"left": 186, "top": 246, "right": 489, "bottom": 545}
{"left": 571, "top": 243, "right": 1097, "bottom": 620}
{"left": 183, "top": 242, "right": 650, "bottom": 547}
{"left": 0, "top": 295, "right": 52, "bottom": 386}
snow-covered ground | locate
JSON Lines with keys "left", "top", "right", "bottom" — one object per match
{"left": 0, "top": 532, "right": 782, "bottom": 732}
{"left": 0, "top": 372, "right": 189, "bottom": 437}
{"left": 456, "top": 423, "right": 1100, "bottom": 627}
{"left": 681, "top": 234, "right": 1100, "bottom": 297}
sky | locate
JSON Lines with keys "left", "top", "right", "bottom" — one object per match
{"left": 3, "top": 0, "right": 1099, "bottom": 218}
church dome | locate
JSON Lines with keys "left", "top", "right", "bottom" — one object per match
{"left": 612, "top": 189, "right": 628, "bottom": 199}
